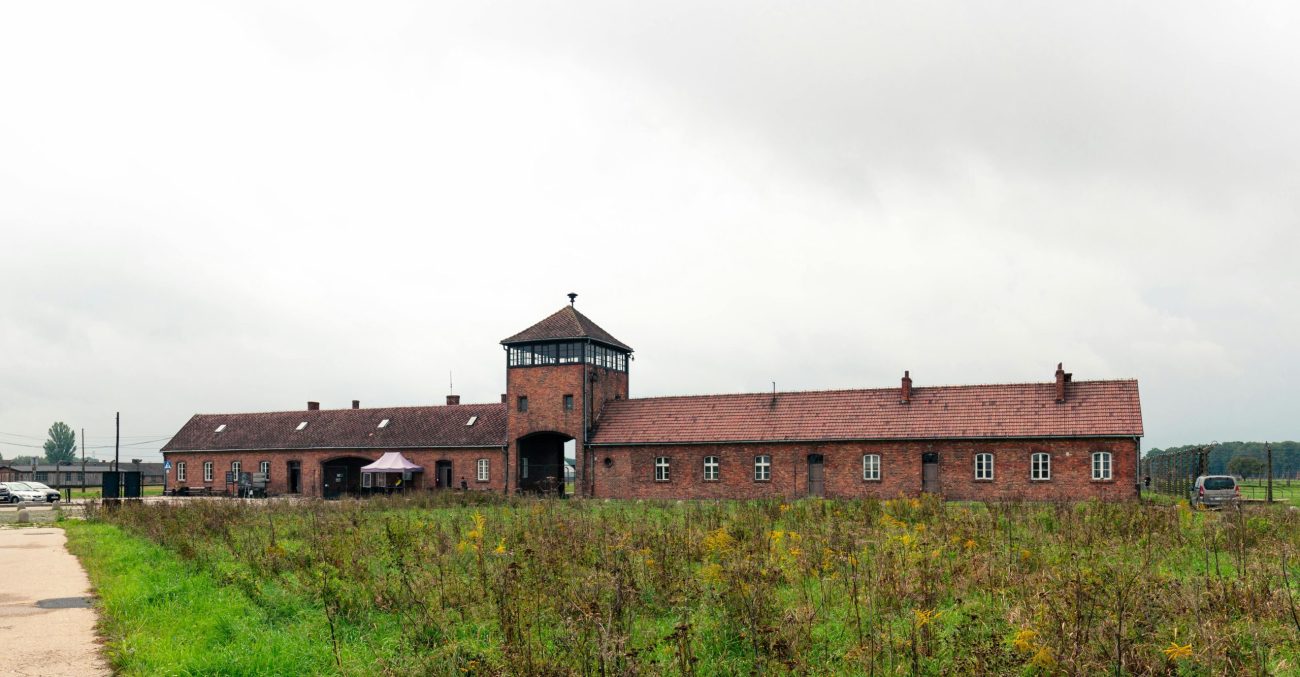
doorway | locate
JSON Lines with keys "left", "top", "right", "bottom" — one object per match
{"left": 287, "top": 461, "right": 301, "bottom": 494}
{"left": 321, "top": 457, "right": 370, "bottom": 499}
{"left": 435, "top": 460, "right": 453, "bottom": 489}
{"left": 518, "top": 432, "right": 571, "bottom": 495}
{"left": 922, "top": 452, "right": 939, "bottom": 494}
{"left": 807, "top": 454, "right": 825, "bottom": 497}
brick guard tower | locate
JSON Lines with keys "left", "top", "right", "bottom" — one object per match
{"left": 501, "top": 296, "right": 631, "bottom": 496}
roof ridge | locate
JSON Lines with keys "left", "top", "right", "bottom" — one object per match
{"left": 190, "top": 402, "right": 507, "bottom": 417}
{"left": 611, "top": 379, "right": 1139, "bottom": 404}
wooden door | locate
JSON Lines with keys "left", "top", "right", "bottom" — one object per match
{"left": 807, "top": 454, "right": 825, "bottom": 497}
{"left": 921, "top": 452, "right": 940, "bottom": 494}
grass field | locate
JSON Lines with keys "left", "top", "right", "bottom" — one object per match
{"left": 70, "top": 495, "right": 1300, "bottom": 675}
{"left": 1237, "top": 479, "right": 1300, "bottom": 503}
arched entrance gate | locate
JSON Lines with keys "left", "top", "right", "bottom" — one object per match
{"left": 517, "top": 432, "right": 572, "bottom": 496}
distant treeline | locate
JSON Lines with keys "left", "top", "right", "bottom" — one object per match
{"left": 1145, "top": 441, "right": 1300, "bottom": 477}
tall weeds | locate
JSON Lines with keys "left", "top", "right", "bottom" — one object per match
{"left": 87, "top": 493, "right": 1300, "bottom": 675}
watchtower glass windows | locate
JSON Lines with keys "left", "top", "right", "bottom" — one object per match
{"left": 507, "top": 341, "right": 628, "bottom": 372}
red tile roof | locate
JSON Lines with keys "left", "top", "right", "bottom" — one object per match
{"left": 590, "top": 380, "right": 1142, "bottom": 445}
{"left": 501, "top": 306, "right": 632, "bottom": 351}
{"left": 161, "top": 403, "right": 506, "bottom": 452}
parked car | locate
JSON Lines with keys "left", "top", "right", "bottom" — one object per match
{"left": 2, "top": 482, "right": 47, "bottom": 503}
{"left": 1191, "top": 475, "right": 1241, "bottom": 508}
{"left": 23, "top": 481, "right": 62, "bottom": 503}
{"left": 0, "top": 483, "right": 11, "bottom": 503}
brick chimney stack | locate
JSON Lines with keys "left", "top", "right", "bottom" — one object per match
{"left": 501, "top": 393, "right": 508, "bottom": 403}
{"left": 352, "top": 400, "right": 360, "bottom": 409}
{"left": 446, "top": 395, "right": 460, "bottom": 405}
{"left": 900, "top": 370, "right": 912, "bottom": 404}
{"left": 307, "top": 401, "right": 320, "bottom": 411}
{"left": 1054, "top": 363, "right": 1070, "bottom": 403}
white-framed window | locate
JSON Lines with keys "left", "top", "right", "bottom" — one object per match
{"left": 1092, "top": 452, "right": 1112, "bottom": 481}
{"left": 975, "top": 453, "right": 994, "bottom": 481}
{"left": 477, "top": 458, "right": 490, "bottom": 482}
{"left": 654, "top": 456, "right": 670, "bottom": 482}
{"left": 231, "top": 461, "right": 241, "bottom": 477}
{"left": 362, "top": 472, "right": 373, "bottom": 488}
{"left": 1031, "top": 453, "right": 1051, "bottom": 481}
{"left": 259, "top": 461, "right": 270, "bottom": 477}
{"left": 754, "top": 455, "right": 771, "bottom": 481}
{"left": 203, "top": 461, "right": 213, "bottom": 483}
{"left": 862, "top": 454, "right": 881, "bottom": 481}
{"left": 176, "top": 462, "right": 187, "bottom": 482}
{"left": 703, "top": 456, "right": 719, "bottom": 481}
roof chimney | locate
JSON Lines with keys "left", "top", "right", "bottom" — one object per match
{"left": 307, "top": 401, "right": 320, "bottom": 411}
{"left": 900, "top": 370, "right": 912, "bottom": 404}
{"left": 1054, "top": 363, "right": 1066, "bottom": 403}
{"left": 446, "top": 395, "right": 460, "bottom": 406}
{"left": 352, "top": 400, "right": 360, "bottom": 409}
{"left": 501, "top": 393, "right": 508, "bottom": 404}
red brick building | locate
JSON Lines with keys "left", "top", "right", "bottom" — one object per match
{"left": 162, "top": 301, "right": 1144, "bottom": 500}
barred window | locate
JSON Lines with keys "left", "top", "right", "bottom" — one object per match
{"left": 754, "top": 455, "right": 771, "bottom": 481}
{"left": 703, "top": 456, "right": 719, "bottom": 481}
{"left": 655, "top": 457, "right": 670, "bottom": 482}
{"left": 1031, "top": 453, "right": 1051, "bottom": 481}
{"left": 477, "top": 458, "right": 490, "bottom": 482}
{"left": 1091, "top": 452, "right": 1112, "bottom": 481}
{"left": 862, "top": 454, "right": 881, "bottom": 481}
{"left": 203, "top": 461, "right": 213, "bottom": 482}
{"left": 975, "top": 453, "right": 994, "bottom": 480}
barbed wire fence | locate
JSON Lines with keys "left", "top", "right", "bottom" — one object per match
{"left": 1142, "top": 443, "right": 1286, "bottom": 502}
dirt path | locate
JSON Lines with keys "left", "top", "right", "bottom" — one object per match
{"left": 0, "top": 527, "right": 110, "bottom": 676}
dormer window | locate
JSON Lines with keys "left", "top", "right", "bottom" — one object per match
{"left": 295, "top": 421, "right": 308, "bottom": 431}
{"left": 466, "top": 416, "right": 478, "bottom": 426}
{"left": 377, "top": 419, "right": 390, "bottom": 429}
{"left": 214, "top": 424, "right": 226, "bottom": 433}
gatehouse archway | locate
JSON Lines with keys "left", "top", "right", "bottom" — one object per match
{"left": 518, "top": 432, "right": 572, "bottom": 496}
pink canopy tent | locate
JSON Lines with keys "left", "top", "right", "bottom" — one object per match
{"left": 360, "top": 452, "right": 423, "bottom": 474}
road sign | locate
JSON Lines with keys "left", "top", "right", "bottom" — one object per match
{"left": 225, "top": 471, "right": 235, "bottom": 484}
{"left": 164, "top": 461, "right": 172, "bottom": 471}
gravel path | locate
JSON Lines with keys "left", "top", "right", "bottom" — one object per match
{"left": 0, "top": 527, "right": 110, "bottom": 676}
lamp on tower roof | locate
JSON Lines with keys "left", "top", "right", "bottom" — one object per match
{"left": 567, "top": 292, "right": 577, "bottom": 306}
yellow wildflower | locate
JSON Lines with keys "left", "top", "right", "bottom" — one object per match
{"left": 1012, "top": 628, "right": 1037, "bottom": 654}
{"left": 494, "top": 539, "right": 506, "bottom": 554}
{"left": 1031, "top": 647, "right": 1056, "bottom": 669}
{"left": 913, "top": 609, "right": 942, "bottom": 628}
{"left": 964, "top": 539, "right": 977, "bottom": 551}
{"left": 699, "top": 563, "right": 723, "bottom": 583}
{"left": 703, "top": 527, "right": 736, "bottom": 553}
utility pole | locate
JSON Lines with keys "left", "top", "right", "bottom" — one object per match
{"left": 1267, "top": 442, "right": 1274, "bottom": 503}
{"left": 81, "top": 427, "right": 86, "bottom": 497}
{"left": 114, "top": 412, "right": 120, "bottom": 497}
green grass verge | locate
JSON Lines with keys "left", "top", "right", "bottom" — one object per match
{"left": 66, "top": 486, "right": 165, "bottom": 499}
{"left": 63, "top": 521, "right": 335, "bottom": 676}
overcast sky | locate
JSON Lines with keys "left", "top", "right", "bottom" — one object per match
{"left": 2, "top": 1, "right": 1296, "bottom": 461}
